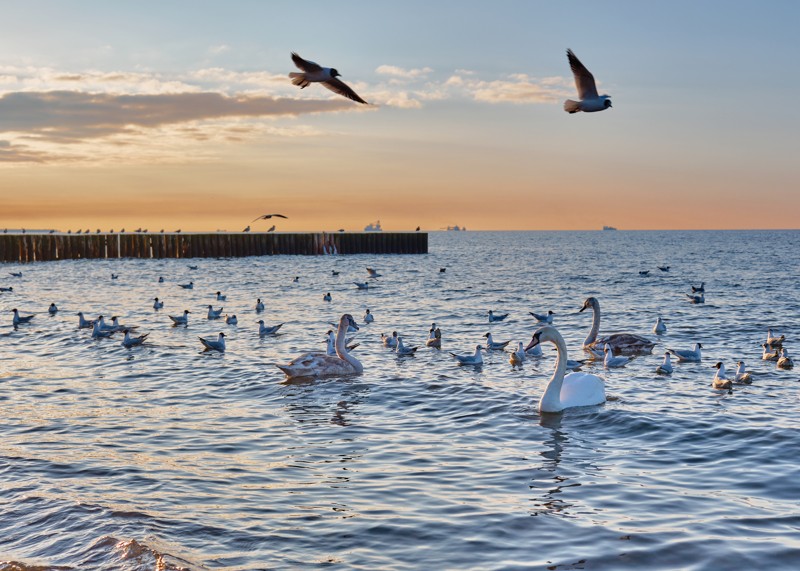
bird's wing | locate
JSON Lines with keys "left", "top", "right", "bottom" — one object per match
{"left": 567, "top": 49, "right": 599, "bottom": 100}
{"left": 291, "top": 52, "right": 322, "bottom": 72}
{"left": 322, "top": 78, "right": 368, "bottom": 104}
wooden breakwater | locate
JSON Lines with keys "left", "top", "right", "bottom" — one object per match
{"left": 0, "top": 232, "right": 428, "bottom": 263}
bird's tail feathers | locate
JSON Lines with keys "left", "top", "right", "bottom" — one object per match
{"left": 563, "top": 99, "right": 581, "bottom": 114}
{"left": 289, "top": 72, "right": 310, "bottom": 88}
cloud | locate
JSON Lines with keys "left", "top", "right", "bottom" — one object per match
{"left": 208, "top": 44, "right": 231, "bottom": 55}
{"left": 448, "top": 73, "right": 572, "bottom": 104}
{"left": 0, "top": 91, "right": 360, "bottom": 143}
{"left": 375, "top": 65, "right": 434, "bottom": 79}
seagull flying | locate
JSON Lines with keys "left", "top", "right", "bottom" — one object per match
{"left": 290, "top": 52, "right": 368, "bottom": 104}
{"left": 564, "top": 49, "right": 612, "bottom": 114}
{"left": 251, "top": 213, "right": 288, "bottom": 222}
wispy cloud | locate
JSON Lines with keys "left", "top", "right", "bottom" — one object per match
{"left": 375, "top": 65, "right": 434, "bottom": 79}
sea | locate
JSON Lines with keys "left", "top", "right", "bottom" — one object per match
{"left": 1, "top": 230, "right": 799, "bottom": 571}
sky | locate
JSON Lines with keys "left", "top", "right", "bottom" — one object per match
{"left": 0, "top": 0, "right": 798, "bottom": 232}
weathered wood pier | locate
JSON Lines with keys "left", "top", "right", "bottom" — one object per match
{"left": 0, "top": 232, "right": 428, "bottom": 263}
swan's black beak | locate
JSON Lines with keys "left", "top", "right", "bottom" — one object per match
{"left": 525, "top": 333, "right": 541, "bottom": 352}
{"left": 348, "top": 317, "right": 360, "bottom": 331}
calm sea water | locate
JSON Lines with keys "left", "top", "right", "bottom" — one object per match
{"left": 1, "top": 230, "right": 799, "bottom": 571}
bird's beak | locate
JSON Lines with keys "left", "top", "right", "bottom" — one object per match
{"left": 525, "top": 337, "right": 540, "bottom": 352}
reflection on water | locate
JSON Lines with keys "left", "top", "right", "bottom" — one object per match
{"left": 1, "top": 230, "right": 800, "bottom": 570}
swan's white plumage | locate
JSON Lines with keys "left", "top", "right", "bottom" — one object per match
{"left": 277, "top": 314, "right": 363, "bottom": 379}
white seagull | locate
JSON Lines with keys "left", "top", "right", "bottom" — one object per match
{"left": 122, "top": 331, "right": 149, "bottom": 348}
{"left": 289, "top": 52, "right": 368, "bottom": 104}
{"left": 564, "top": 49, "right": 612, "bottom": 114}
{"left": 255, "top": 298, "right": 265, "bottom": 312}
{"left": 395, "top": 337, "right": 418, "bottom": 356}
{"left": 178, "top": 282, "right": 194, "bottom": 289}
{"left": 777, "top": 348, "right": 794, "bottom": 370}
{"left": 484, "top": 332, "right": 510, "bottom": 351}
{"left": 353, "top": 281, "right": 369, "bottom": 290}
{"left": 381, "top": 331, "right": 399, "bottom": 348}
{"left": 530, "top": 310, "right": 555, "bottom": 324}
{"left": 207, "top": 305, "right": 223, "bottom": 319}
{"left": 712, "top": 362, "right": 733, "bottom": 390}
{"left": 153, "top": 298, "right": 164, "bottom": 309}
{"left": 450, "top": 345, "right": 484, "bottom": 366}
{"left": 762, "top": 343, "right": 780, "bottom": 361}
{"left": 225, "top": 315, "right": 238, "bottom": 325}
{"left": 199, "top": 332, "right": 226, "bottom": 352}
{"left": 686, "top": 293, "right": 705, "bottom": 304}
{"left": 11, "top": 308, "right": 34, "bottom": 326}
{"left": 77, "top": 312, "right": 95, "bottom": 329}
{"left": 733, "top": 361, "right": 752, "bottom": 384}
{"left": 667, "top": 343, "right": 703, "bottom": 362}
{"left": 426, "top": 326, "right": 442, "bottom": 349}
{"left": 48, "top": 303, "right": 59, "bottom": 315}
{"left": 653, "top": 316, "right": 667, "bottom": 334}
{"left": 363, "top": 308, "right": 374, "bottom": 323}
{"left": 323, "top": 292, "right": 332, "bottom": 302}
{"left": 366, "top": 267, "right": 382, "bottom": 278}
{"left": 215, "top": 291, "right": 227, "bottom": 301}
{"left": 509, "top": 342, "right": 526, "bottom": 366}
{"left": 655, "top": 352, "right": 673, "bottom": 375}
{"left": 603, "top": 343, "right": 631, "bottom": 368}
{"left": 257, "top": 320, "right": 283, "bottom": 336}
{"left": 488, "top": 310, "right": 509, "bottom": 323}
{"left": 169, "top": 310, "right": 191, "bottom": 326}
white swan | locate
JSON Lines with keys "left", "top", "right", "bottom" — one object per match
{"left": 277, "top": 314, "right": 363, "bottom": 379}
{"left": 580, "top": 297, "right": 656, "bottom": 355}
{"left": 525, "top": 325, "right": 606, "bottom": 413}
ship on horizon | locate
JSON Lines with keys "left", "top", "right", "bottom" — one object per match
{"left": 602, "top": 225, "right": 617, "bottom": 231}
{"left": 364, "top": 220, "right": 382, "bottom": 232}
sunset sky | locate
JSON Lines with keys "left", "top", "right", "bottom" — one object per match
{"left": 1, "top": 0, "right": 798, "bottom": 232}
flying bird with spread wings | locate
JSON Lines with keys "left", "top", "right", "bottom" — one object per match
{"left": 564, "top": 49, "right": 612, "bottom": 114}
{"left": 289, "top": 52, "right": 368, "bottom": 104}
{"left": 251, "top": 214, "right": 288, "bottom": 222}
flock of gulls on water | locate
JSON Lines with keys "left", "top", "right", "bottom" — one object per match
{"left": 3, "top": 261, "right": 793, "bottom": 414}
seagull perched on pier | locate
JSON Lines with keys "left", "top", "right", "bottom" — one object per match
{"left": 199, "top": 332, "right": 226, "bottom": 352}
{"left": 289, "top": 52, "right": 368, "bottom": 104}
{"left": 564, "top": 49, "right": 612, "bottom": 114}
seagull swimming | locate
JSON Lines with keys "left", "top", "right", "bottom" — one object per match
{"left": 381, "top": 331, "right": 399, "bottom": 348}
{"left": 712, "top": 362, "right": 733, "bottom": 390}
{"left": 686, "top": 293, "right": 705, "bottom": 304}
{"left": 603, "top": 343, "right": 631, "bottom": 368}
{"left": 762, "top": 343, "right": 780, "bottom": 361}
{"left": 169, "top": 310, "right": 191, "bottom": 326}
{"left": 530, "top": 310, "right": 554, "bottom": 324}
{"left": 667, "top": 343, "right": 703, "bottom": 362}
{"left": 509, "top": 342, "right": 526, "bottom": 366}
{"left": 564, "top": 49, "right": 612, "bottom": 114}
{"left": 255, "top": 298, "right": 265, "bottom": 312}
{"left": 657, "top": 266, "right": 670, "bottom": 272}
{"left": 488, "top": 310, "right": 509, "bottom": 323}
{"left": 48, "top": 303, "right": 58, "bottom": 314}
{"left": 484, "top": 332, "right": 510, "bottom": 351}
{"left": 9, "top": 272, "right": 22, "bottom": 278}
{"left": 289, "top": 52, "right": 368, "bottom": 104}
{"left": 691, "top": 282, "right": 705, "bottom": 293}
{"left": 655, "top": 352, "right": 673, "bottom": 375}
{"left": 11, "top": 308, "right": 34, "bottom": 326}
{"left": 323, "top": 292, "right": 332, "bottom": 302}
{"left": 216, "top": 291, "right": 227, "bottom": 301}
{"left": 766, "top": 329, "right": 785, "bottom": 348}
{"left": 91, "top": 319, "right": 115, "bottom": 339}
{"left": 395, "top": 337, "right": 418, "bottom": 356}
{"left": 122, "top": 331, "right": 149, "bottom": 348}
{"left": 225, "top": 315, "right": 238, "bottom": 325}
{"left": 777, "top": 348, "right": 794, "bottom": 370}
{"left": 207, "top": 306, "right": 223, "bottom": 319}
{"left": 734, "top": 361, "right": 752, "bottom": 384}
{"left": 653, "top": 316, "right": 667, "bottom": 334}
{"left": 353, "top": 281, "right": 369, "bottom": 290}
{"left": 426, "top": 326, "right": 442, "bottom": 349}
{"left": 178, "top": 282, "right": 194, "bottom": 289}
{"left": 158, "top": 276, "right": 165, "bottom": 283}
{"left": 199, "top": 332, "right": 226, "bottom": 352}
{"left": 153, "top": 298, "right": 164, "bottom": 310}
{"left": 450, "top": 345, "right": 484, "bottom": 366}
{"left": 77, "top": 312, "right": 95, "bottom": 329}
{"left": 257, "top": 320, "right": 283, "bottom": 336}
{"left": 0, "top": 286, "right": 12, "bottom": 292}
{"left": 363, "top": 308, "right": 374, "bottom": 323}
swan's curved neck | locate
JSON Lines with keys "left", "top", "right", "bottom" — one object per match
{"left": 583, "top": 301, "right": 600, "bottom": 347}
{"left": 335, "top": 318, "right": 363, "bottom": 372}
{"left": 540, "top": 334, "right": 568, "bottom": 413}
